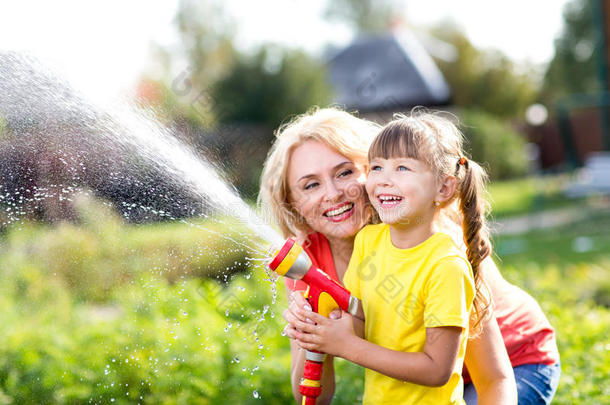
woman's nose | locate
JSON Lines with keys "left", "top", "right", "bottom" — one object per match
{"left": 324, "top": 180, "right": 343, "bottom": 202}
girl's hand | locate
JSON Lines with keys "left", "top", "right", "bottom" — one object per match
{"left": 282, "top": 291, "right": 314, "bottom": 339}
{"left": 282, "top": 291, "right": 342, "bottom": 339}
{"left": 292, "top": 308, "right": 357, "bottom": 357}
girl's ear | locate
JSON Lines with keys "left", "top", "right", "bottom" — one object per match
{"left": 436, "top": 175, "right": 456, "bottom": 203}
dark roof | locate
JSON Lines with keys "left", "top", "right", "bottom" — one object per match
{"left": 327, "top": 31, "right": 451, "bottom": 112}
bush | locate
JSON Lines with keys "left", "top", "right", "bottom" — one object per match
{"left": 459, "top": 109, "right": 528, "bottom": 180}
{"left": 0, "top": 195, "right": 257, "bottom": 302}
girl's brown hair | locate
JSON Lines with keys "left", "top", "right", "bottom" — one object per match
{"left": 370, "top": 110, "right": 492, "bottom": 330}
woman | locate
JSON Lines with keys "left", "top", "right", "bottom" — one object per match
{"left": 259, "top": 107, "right": 559, "bottom": 405}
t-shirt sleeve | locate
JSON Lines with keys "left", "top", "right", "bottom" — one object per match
{"left": 342, "top": 229, "right": 366, "bottom": 299}
{"left": 424, "top": 256, "right": 475, "bottom": 329}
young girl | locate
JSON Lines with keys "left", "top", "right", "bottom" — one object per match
{"left": 291, "top": 112, "right": 492, "bottom": 404}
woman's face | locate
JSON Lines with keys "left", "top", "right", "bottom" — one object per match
{"left": 287, "top": 140, "right": 369, "bottom": 241}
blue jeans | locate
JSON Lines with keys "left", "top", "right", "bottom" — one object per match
{"left": 463, "top": 362, "right": 561, "bottom": 405}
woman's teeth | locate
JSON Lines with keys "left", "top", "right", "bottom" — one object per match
{"left": 324, "top": 203, "right": 353, "bottom": 217}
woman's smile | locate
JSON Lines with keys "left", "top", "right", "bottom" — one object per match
{"left": 287, "top": 140, "right": 369, "bottom": 239}
{"left": 323, "top": 202, "right": 355, "bottom": 222}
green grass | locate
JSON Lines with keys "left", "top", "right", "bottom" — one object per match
{"left": 493, "top": 210, "right": 610, "bottom": 404}
{"left": 487, "top": 174, "right": 586, "bottom": 218}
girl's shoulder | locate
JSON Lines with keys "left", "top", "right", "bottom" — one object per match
{"left": 358, "top": 223, "right": 387, "bottom": 237}
{"left": 355, "top": 223, "right": 386, "bottom": 243}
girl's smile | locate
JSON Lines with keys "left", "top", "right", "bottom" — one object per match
{"left": 366, "top": 156, "right": 438, "bottom": 228}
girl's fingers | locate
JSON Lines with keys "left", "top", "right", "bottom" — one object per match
{"left": 296, "top": 308, "right": 327, "bottom": 324}
{"left": 296, "top": 341, "right": 318, "bottom": 351}
{"left": 282, "top": 308, "right": 293, "bottom": 323}
{"left": 294, "top": 329, "right": 319, "bottom": 344}
{"left": 292, "top": 318, "right": 319, "bottom": 334}
{"left": 289, "top": 300, "right": 314, "bottom": 324}
{"left": 290, "top": 291, "right": 310, "bottom": 308}
{"left": 283, "top": 324, "right": 297, "bottom": 339}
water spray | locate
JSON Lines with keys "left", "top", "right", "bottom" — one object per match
{"left": 267, "top": 238, "right": 359, "bottom": 405}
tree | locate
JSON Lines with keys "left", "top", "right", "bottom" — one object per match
{"left": 211, "top": 47, "right": 331, "bottom": 128}
{"left": 324, "top": 0, "right": 404, "bottom": 33}
{"left": 147, "top": 0, "right": 238, "bottom": 128}
{"left": 541, "top": 0, "right": 600, "bottom": 103}
{"left": 432, "top": 25, "right": 538, "bottom": 119}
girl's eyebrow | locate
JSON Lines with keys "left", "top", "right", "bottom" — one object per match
{"left": 297, "top": 161, "right": 352, "bottom": 182}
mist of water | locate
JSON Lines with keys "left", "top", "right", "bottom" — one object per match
{"left": 0, "top": 52, "right": 284, "bottom": 252}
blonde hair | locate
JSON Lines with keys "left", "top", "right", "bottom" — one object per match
{"left": 258, "top": 106, "right": 380, "bottom": 238}
{"left": 370, "top": 110, "right": 492, "bottom": 330}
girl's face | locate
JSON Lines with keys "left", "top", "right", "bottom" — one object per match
{"left": 287, "top": 140, "right": 369, "bottom": 241}
{"left": 366, "top": 156, "right": 438, "bottom": 228}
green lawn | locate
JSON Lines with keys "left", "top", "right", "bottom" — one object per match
{"left": 487, "top": 174, "right": 587, "bottom": 218}
{"left": 493, "top": 211, "right": 610, "bottom": 404}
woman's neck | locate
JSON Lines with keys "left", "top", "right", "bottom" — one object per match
{"left": 326, "top": 235, "right": 355, "bottom": 280}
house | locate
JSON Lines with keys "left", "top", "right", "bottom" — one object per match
{"left": 327, "top": 29, "right": 451, "bottom": 122}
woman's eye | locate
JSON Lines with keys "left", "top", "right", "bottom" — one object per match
{"left": 338, "top": 169, "right": 353, "bottom": 177}
{"left": 304, "top": 182, "right": 319, "bottom": 190}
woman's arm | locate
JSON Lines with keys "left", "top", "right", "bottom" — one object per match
{"left": 465, "top": 256, "right": 517, "bottom": 404}
{"left": 293, "top": 309, "right": 463, "bottom": 387}
{"left": 464, "top": 315, "right": 517, "bottom": 405}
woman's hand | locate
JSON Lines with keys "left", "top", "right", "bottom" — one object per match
{"left": 291, "top": 308, "right": 356, "bottom": 357}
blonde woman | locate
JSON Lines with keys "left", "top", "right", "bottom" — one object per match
{"left": 259, "top": 107, "right": 558, "bottom": 404}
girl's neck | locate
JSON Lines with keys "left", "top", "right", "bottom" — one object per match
{"left": 388, "top": 218, "right": 436, "bottom": 250}
{"left": 326, "top": 235, "right": 355, "bottom": 279}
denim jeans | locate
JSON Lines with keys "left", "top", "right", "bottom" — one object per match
{"left": 463, "top": 362, "right": 561, "bottom": 405}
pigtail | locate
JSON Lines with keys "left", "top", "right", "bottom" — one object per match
{"left": 458, "top": 158, "right": 492, "bottom": 332}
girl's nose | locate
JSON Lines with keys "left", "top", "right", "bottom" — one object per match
{"left": 376, "top": 172, "right": 393, "bottom": 187}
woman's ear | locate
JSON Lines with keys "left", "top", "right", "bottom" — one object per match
{"left": 436, "top": 175, "right": 456, "bottom": 203}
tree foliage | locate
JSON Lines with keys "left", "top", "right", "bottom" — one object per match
{"left": 324, "top": 0, "right": 404, "bottom": 33}
{"left": 541, "top": 0, "right": 601, "bottom": 103}
{"left": 211, "top": 48, "right": 331, "bottom": 127}
{"left": 459, "top": 108, "right": 528, "bottom": 180}
{"left": 432, "top": 26, "right": 538, "bottom": 119}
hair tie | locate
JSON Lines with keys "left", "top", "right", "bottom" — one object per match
{"left": 458, "top": 157, "right": 467, "bottom": 166}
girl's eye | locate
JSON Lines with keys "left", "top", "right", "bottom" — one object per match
{"left": 304, "top": 182, "right": 319, "bottom": 190}
{"left": 397, "top": 165, "right": 409, "bottom": 172}
{"left": 370, "top": 165, "right": 382, "bottom": 171}
{"left": 338, "top": 169, "right": 353, "bottom": 178}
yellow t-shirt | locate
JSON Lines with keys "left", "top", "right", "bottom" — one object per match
{"left": 343, "top": 224, "right": 475, "bottom": 405}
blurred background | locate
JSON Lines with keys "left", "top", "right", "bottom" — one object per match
{"left": 0, "top": 0, "right": 608, "bottom": 403}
